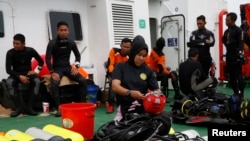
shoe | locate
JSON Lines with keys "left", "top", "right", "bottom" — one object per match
{"left": 55, "top": 109, "right": 61, "bottom": 117}
{"left": 106, "top": 105, "right": 114, "bottom": 114}
{"left": 10, "top": 109, "right": 22, "bottom": 117}
{"left": 26, "top": 108, "right": 38, "bottom": 116}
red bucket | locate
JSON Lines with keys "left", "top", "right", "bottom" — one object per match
{"left": 60, "top": 103, "right": 96, "bottom": 140}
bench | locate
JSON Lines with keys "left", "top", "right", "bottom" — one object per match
{"left": 41, "top": 75, "right": 80, "bottom": 104}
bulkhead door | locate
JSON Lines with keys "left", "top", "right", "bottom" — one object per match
{"left": 161, "top": 15, "right": 186, "bottom": 71}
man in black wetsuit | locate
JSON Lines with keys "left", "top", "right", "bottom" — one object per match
{"left": 6, "top": 33, "right": 44, "bottom": 117}
{"left": 187, "top": 15, "right": 215, "bottom": 77}
{"left": 222, "top": 12, "right": 245, "bottom": 98}
{"left": 46, "top": 21, "right": 87, "bottom": 117}
{"left": 179, "top": 48, "right": 217, "bottom": 98}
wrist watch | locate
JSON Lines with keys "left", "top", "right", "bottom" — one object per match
{"left": 38, "top": 66, "right": 42, "bottom": 70}
{"left": 126, "top": 90, "right": 131, "bottom": 97}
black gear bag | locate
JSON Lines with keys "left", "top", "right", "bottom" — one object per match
{"left": 92, "top": 111, "right": 172, "bottom": 141}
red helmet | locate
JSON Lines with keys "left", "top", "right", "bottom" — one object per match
{"left": 143, "top": 91, "right": 166, "bottom": 115}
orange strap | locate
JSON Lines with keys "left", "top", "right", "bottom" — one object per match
{"left": 71, "top": 64, "right": 88, "bottom": 78}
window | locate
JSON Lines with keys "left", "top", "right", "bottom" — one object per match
{"left": 0, "top": 11, "right": 4, "bottom": 37}
{"left": 48, "top": 11, "right": 83, "bottom": 41}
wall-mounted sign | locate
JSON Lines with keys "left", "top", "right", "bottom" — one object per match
{"left": 139, "top": 19, "right": 146, "bottom": 29}
{"left": 167, "top": 38, "right": 178, "bottom": 47}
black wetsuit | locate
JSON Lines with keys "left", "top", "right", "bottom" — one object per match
{"left": 179, "top": 58, "right": 208, "bottom": 95}
{"left": 222, "top": 24, "right": 244, "bottom": 97}
{"left": 45, "top": 37, "right": 87, "bottom": 107}
{"left": 188, "top": 29, "right": 215, "bottom": 76}
{"left": 112, "top": 62, "right": 158, "bottom": 117}
{"left": 46, "top": 38, "right": 81, "bottom": 70}
{"left": 112, "top": 42, "right": 158, "bottom": 118}
{"left": 6, "top": 47, "right": 44, "bottom": 78}
{"left": 5, "top": 47, "right": 44, "bottom": 114}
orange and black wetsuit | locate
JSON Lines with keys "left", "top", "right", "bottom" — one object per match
{"left": 107, "top": 48, "right": 129, "bottom": 74}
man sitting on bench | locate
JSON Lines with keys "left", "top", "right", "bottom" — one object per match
{"left": 45, "top": 21, "right": 87, "bottom": 117}
{"left": 5, "top": 33, "right": 44, "bottom": 117}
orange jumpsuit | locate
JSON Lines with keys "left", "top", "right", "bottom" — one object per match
{"left": 146, "top": 49, "right": 170, "bottom": 75}
{"left": 107, "top": 48, "right": 129, "bottom": 74}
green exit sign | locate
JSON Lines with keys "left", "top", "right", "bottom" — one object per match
{"left": 139, "top": 19, "right": 146, "bottom": 29}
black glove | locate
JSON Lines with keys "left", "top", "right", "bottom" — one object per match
{"left": 211, "top": 76, "right": 218, "bottom": 88}
{"left": 236, "top": 51, "right": 246, "bottom": 65}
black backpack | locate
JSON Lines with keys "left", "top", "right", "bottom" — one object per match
{"left": 0, "top": 79, "right": 15, "bottom": 110}
{"left": 93, "top": 111, "right": 172, "bottom": 141}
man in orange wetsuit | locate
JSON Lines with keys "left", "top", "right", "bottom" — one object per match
{"left": 105, "top": 38, "right": 132, "bottom": 113}
{"left": 146, "top": 37, "right": 183, "bottom": 100}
